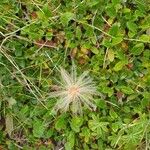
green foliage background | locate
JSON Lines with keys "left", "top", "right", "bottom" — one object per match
{"left": 0, "top": 0, "right": 150, "bottom": 149}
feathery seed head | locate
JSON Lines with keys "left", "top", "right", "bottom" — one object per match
{"left": 49, "top": 65, "right": 98, "bottom": 114}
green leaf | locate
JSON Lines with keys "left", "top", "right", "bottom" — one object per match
{"left": 5, "top": 114, "right": 13, "bottom": 137}
{"left": 109, "top": 24, "right": 119, "bottom": 36}
{"left": 46, "top": 32, "right": 53, "bottom": 40}
{"left": 87, "top": 0, "right": 99, "bottom": 7}
{"left": 42, "top": 4, "right": 52, "bottom": 18}
{"left": 61, "top": 12, "right": 74, "bottom": 26}
{"left": 111, "top": 37, "right": 123, "bottom": 46}
{"left": 119, "top": 86, "right": 134, "bottom": 94}
{"left": 113, "top": 61, "right": 126, "bottom": 71}
{"left": 88, "top": 115, "right": 109, "bottom": 137}
{"left": 45, "top": 129, "right": 54, "bottom": 138}
{"left": 102, "top": 86, "right": 114, "bottom": 97}
{"left": 102, "top": 39, "right": 111, "bottom": 47}
{"left": 15, "top": 49, "right": 23, "bottom": 56}
{"left": 89, "top": 120, "right": 109, "bottom": 132}
{"left": 80, "top": 127, "right": 90, "bottom": 143}
{"left": 127, "top": 94, "right": 137, "bottom": 101}
{"left": 139, "top": 34, "right": 150, "bottom": 43}
{"left": 123, "top": 8, "right": 131, "bottom": 13}
{"left": 70, "top": 116, "right": 83, "bottom": 132}
{"left": 91, "top": 47, "right": 99, "bottom": 54}
{"left": 112, "top": 0, "right": 120, "bottom": 5}
{"left": 55, "top": 114, "right": 67, "bottom": 130}
{"left": 108, "top": 49, "right": 115, "bottom": 62}
{"left": 96, "top": 99, "right": 107, "bottom": 109}
{"left": 76, "top": 26, "right": 82, "bottom": 39}
{"left": 130, "top": 43, "right": 144, "bottom": 55}
{"left": 127, "top": 21, "right": 137, "bottom": 33}
{"left": 112, "top": 123, "right": 119, "bottom": 132}
{"left": 109, "top": 109, "right": 118, "bottom": 120}
{"left": 106, "top": 6, "right": 117, "bottom": 18}
{"left": 116, "top": 50, "right": 127, "bottom": 60}
{"left": 65, "top": 131, "right": 75, "bottom": 150}
{"left": 33, "top": 120, "right": 45, "bottom": 138}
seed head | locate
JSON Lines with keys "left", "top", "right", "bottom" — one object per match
{"left": 49, "top": 65, "right": 98, "bottom": 114}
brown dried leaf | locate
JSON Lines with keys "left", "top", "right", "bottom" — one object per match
{"left": 78, "top": 57, "right": 86, "bottom": 65}
{"left": 70, "top": 48, "right": 77, "bottom": 58}
{"left": 31, "top": 12, "right": 38, "bottom": 19}
{"left": 0, "top": 145, "right": 4, "bottom": 150}
{"left": 35, "top": 40, "right": 45, "bottom": 48}
{"left": 35, "top": 40, "right": 56, "bottom": 48}
{"left": 45, "top": 40, "right": 56, "bottom": 47}
{"left": 121, "top": 42, "right": 128, "bottom": 51}
{"left": 126, "top": 63, "right": 133, "bottom": 69}
{"left": 56, "top": 31, "right": 65, "bottom": 43}
{"left": 116, "top": 91, "right": 124, "bottom": 100}
{"left": 81, "top": 47, "right": 89, "bottom": 55}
